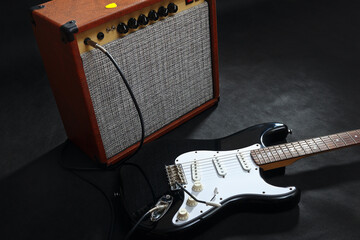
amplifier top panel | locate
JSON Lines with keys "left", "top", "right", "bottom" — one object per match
{"left": 76, "top": 0, "right": 206, "bottom": 54}
{"left": 31, "top": 0, "right": 205, "bottom": 33}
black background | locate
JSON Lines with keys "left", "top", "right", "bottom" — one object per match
{"left": 1, "top": 0, "right": 360, "bottom": 239}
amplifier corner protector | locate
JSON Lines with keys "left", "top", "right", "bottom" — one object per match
{"left": 29, "top": 5, "right": 45, "bottom": 25}
{"left": 60, "top": 20, "right": 79, "bottom": 43}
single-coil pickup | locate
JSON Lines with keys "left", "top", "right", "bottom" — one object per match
{"left": 236, "top": 153, "right": 251, "bottom": 171}
{"left": 191, "top": 161, "right": 201, "bottom": 181}
{"left": 166, "top": 164, "right": 188, "bottom": 191}
{"left": 212, "top": 158, "right": 226, "bottom": 177}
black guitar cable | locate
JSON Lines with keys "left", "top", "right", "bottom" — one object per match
{"left": 84, "top": 37, "right": 145, "bottom": 161}
{"left": 124, "top": 205, "right": 167, "bottom": 240}
{"left": 58, "top": 147, "right": 115, "bottom": 240}
{"left": 58, "top": 38, "right": 156, "bottom": 240}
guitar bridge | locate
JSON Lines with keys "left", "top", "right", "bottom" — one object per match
{"left": 165, "top": 164, "right": 187, "bottom": 191}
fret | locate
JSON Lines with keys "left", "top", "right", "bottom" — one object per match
{"left": 285, "top": 143, "right": 299, "bottom": 157}
{"left": 299, "top": 141, "right": 313, "bottom": 154}
{"left": 274, "top": 145, "right": 287, "bottom": 160}
{"left": 260, "top": 149, "right": 271, "bottom": 163}
{"left": 348, "top": 130, "right": 360, "bottom": 143}
{"left": 253, "top": 150, "right": 265, "bottom": 164}
{"left": 280, "top": 144, "right": 293, "bottom": 158}
{"left": 306, "top": 139, "right": 321, "bottom": 153}
{"left": 313, "top": 138, "right": 329, "bottom": 151}
{"left": 251, "top": 129, "right": 360, "bottom": 166}
{"left": 269, "top": 146, "right": 281, "bottom": 161}
{"left": 250, "top": 150, "right": 260, "bottom": 165}
{"left": 293, "top": 142, "right": 306, "bottom": 155}
{"left": 264, "top": 148, "right": 276, "bottom": 162}
{"left": 321, "top": 136, "right": 337, "bottom": 149}
{"left": 329, "top": 134, "right": 346, "bottom": 147}
{"left": 338, "top": 132, "right": 356, "bottom": 146}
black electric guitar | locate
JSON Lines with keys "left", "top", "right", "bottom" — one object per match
{"left": 124, "top": 122, "right": 360, "bottom": 235}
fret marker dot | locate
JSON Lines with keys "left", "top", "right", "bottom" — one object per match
{"left": 355, "top": 135, "right": 358, "bottom": 138}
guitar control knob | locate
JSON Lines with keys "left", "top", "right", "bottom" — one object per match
{"left": 148, "top": 10, "right": 159, "bottom": 21}
{"left": 128, "top": 18, "right": 139, "bottom": 29}
{"left": 158, "top": 6, "right": 169, "bottom": 17}
{"left": 138, "top": 14, "right": 149, "bottom": 26}
{"left": 177, "top": 208, "right": 189, "bottom": 221}
{"left": 117, "top": 23, "right": 129, "bottom": 34}
{"left": 192, "top": 181, "right": 203, "bottom": 192}
{"left": 186, "top": 197, "right": 198, "bottom": 207}
{"left": 168, "top": 3, "right": 178, "bottom": 13}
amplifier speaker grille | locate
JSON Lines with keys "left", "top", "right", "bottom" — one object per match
{"left": 81, "top": 2, "right": 213, "bottom": 158}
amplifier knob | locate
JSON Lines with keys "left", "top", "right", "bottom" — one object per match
{"left": 117, "top": 23, "right": 129, "bottom": 34}
{"left": 138, "top": 14, "right": 149, "bottom": 26}
{"left": 168, "top": 3, "right": 178, "bottom": 13}
{"left": 158, "top": 6, "right": 169, "bottom": 17}
{"left": 148, "top": 10, "right": 159, "bottom": 21}
{"left": 128, "top": 18, "right": 139, "bottom": 29}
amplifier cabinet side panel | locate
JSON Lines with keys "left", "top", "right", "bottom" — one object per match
{"left": 31, "top": 11, "right": 107, "bottom": 162}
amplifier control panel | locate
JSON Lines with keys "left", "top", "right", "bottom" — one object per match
{"left": 76, "top": 0, "right": 205, "bottom": 54}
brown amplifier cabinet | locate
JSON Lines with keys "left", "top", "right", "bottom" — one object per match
{"left": 30, "top": 0, "right": 219, "bottom": 165}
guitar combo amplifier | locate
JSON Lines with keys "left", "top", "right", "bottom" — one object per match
{"left": 30, "top": 0, "right": 219, "bottom": 165}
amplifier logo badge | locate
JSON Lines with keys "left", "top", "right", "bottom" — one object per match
{"left": 105, "top": 3, "right": 117, "bottom": 9}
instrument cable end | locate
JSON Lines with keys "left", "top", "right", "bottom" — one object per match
{"left": 84, "top": 38, "right": 107, "bottom": 53}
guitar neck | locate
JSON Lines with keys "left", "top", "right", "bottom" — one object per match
{"left": 250, "top": 129, "right": 360, "bottom": 170}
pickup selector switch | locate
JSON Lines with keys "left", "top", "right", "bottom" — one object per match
{"left": 158, "top": 6, "right": 169, "bottom": 17}
{"left": 117, "top": 23, "right": 129, "bottom": 34}
{"left": 192, "top": 181, "right": 203, "bottom": 192}
{"left": 148, "top": 10, "right": 159, "bottom": 21}
{"left": 138, "top": 14, "right": 149, "bottom": 26}
{"left": 168, "top": 3, "right": 178, "bottom": 13}
{"left": 177, "top": 208, "right": 189, "bottom": 221}
{"left": 128, "top": 18, "right": 139, "bottom": 29}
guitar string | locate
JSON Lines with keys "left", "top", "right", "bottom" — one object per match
{"left": 179, "top": 152, "right": 260, "bottom": 177}
{"left": 173, "top": 148, "right": 260, "bottom": 166}
{"left": 170, "top": 132, "right": 360, "bottom": 184}
{"left": 177, "top": 148, "right": 285, "bottom": 169}
{"left": 182, "top": 164, "right": 241, "bottom": 176}
{"left": 172, "top": 142, "right": 308, "bottom": 167}
{"left": 179, "top": 144, "right": 323, "bottom": 176}
{"left": 179, "top": 154, "right": 257, "bottom": 175}
{"left": 181, "top": 140, "right": 360, "bottom": 178}
{"left": 182, "top": 159, "right": 250, "bottom": 173}
{"left": 172, "top": 130, "right": 360, "bottom": 167}
{"left": 181, "top": 139, "right": 359, "bottom": 181}
{"left": 181, "top": 153, "right": 247, "bottom": 169}
{"left": 176, "top": 139, "right": 347, "bottom": 169}
{"left": 182, "top": 157, "right": 254, "bottom": 174}
{"left": 180, "top": 139, "right": 359, "bottom": 178}
{"left": 182, "top": 163, "right": 252, "bottom": 181}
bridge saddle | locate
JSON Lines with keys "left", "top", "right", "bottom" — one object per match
{"left": 165, "top": 164, "right": 188, "bottom": 191}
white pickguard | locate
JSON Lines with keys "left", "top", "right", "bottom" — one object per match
{"left": 172, "top": 144, "right": 296, "bottom": 225}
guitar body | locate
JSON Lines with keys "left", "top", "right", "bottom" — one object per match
{"left": 124, "top": 122, "right": 301, "bottom": 235}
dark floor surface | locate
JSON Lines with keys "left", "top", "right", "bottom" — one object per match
{"left": 1, "top": 0, "right": 360, "bottom": 239}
